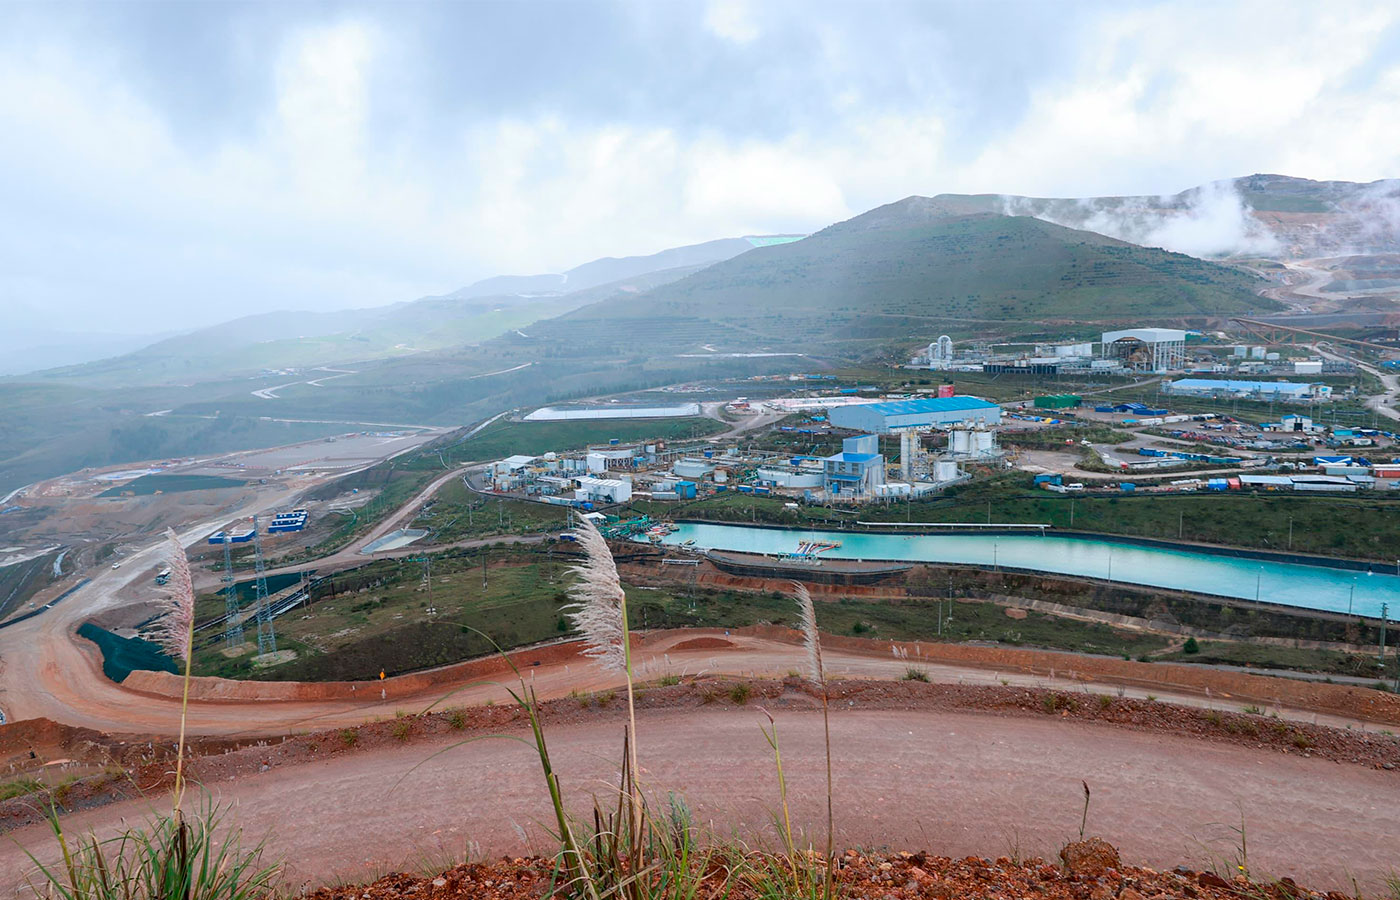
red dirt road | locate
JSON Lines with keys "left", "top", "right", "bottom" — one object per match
{"left": 4, "top": 708, "right": 1397, "bottom": 895}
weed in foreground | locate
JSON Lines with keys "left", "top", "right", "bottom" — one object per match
{"left": 902, "top": 666, "right": 930, "bottom": 682}
{"left": 23, "top": 797, "right": 279, "bottom": 900}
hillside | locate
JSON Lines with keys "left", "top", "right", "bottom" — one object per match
{"left": 969, "top": 174, "right": 1400, "bottom": 260}
{"left": 536, "top": 206, "right": 1276, "bottom": 352}
{"left": 445, "top": 234, "right": 803, "bottom": 300}
{"left": 18, "top": 235, "right": 804, "bottom": 388}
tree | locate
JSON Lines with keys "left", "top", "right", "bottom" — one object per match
{"left": 1183, "top": 637, "right": 1200, "bottom": 654}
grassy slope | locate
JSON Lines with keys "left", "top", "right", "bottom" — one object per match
{"left": 191, "top": 550, "right": 1169, "bottom": 682}
{"left": 550, "top": 210, "right": 1277, "bottom": 351}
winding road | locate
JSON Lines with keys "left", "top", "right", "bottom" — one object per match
{"left": 2, "top": 707, "right": 1396, "bottom": 893}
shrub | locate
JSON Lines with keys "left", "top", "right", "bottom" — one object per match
{"left": 729, "top": 683, "right": 752, "bottom": 705}
{"left": 392, "top": 719, "right": 412, "bottom": 742}
{"left": 659, "top": 674, "right": 680, "bottom": 687}
{"left": 338, "top": 728, "right": 358, "bottom": 747}
{"left": 1292, "top": 731, "right": 1313, "bottom": 750}
{"left": 1241, "top": 705, "right": 1263, "bottom": 716}
{"left": 1096, "top": 694, "right": 1113, "bottom": 710}
{"left": 447, "top": 709, "right": 468, "bottom": 730}
{"left": 1183, "top": 637, "right": 1200, "bottom": 654}
{"left": 902, "top": 667, "right": 930, "bottom": 682}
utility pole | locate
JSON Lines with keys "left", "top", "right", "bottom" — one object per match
{"left": 222, "top": 535, "right": 243, "bottom": 649}
{"left": 1288, "top": 517, "right": 1293, "bottom": 551}
{"left": 1178, "top": 510, "right": 1184, "bottom": 540}
{"left": 1381, "top": 602, "right": 1389, "bottom": 665}
{"left": 481, "top": 545, "right": 488, "bottom": 590}
{"left": 251, "top": 515, "right": 276, "bottom": 655}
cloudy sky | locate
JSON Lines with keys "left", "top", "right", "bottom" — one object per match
{"left": 3, "top": 0, "right": 1399, "bottom": 334}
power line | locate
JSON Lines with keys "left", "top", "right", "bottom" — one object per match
{"left": 252, "top": 515, "right": 276, "bottom": 655}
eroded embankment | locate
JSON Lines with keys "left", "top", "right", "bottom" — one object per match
{"left": 117, "top": 625, "right": 1400, "bottom": 727}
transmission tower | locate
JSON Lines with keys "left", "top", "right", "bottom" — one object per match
{"left": 221, "top": 534, "right": 243, "bottom": 649}
{"left": 251, "top": 515, "right": 276, "bottom": 655}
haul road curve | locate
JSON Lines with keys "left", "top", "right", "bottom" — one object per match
{"left": 2, "top": 708, "right": 1397, "bottom": 894}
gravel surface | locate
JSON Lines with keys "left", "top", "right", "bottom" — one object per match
{"left": 3, "top": 689, "right": 1397, "bottom": 895}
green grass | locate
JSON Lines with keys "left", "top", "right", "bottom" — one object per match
{"left": 183, "top": 544, "right": 1171, "bottom": 682}
{"left": 416, "top": 488, "right": 572, "bottom": 543}
{"left": 0, "top": 778, "right": 45, "bottom": 801}
{"left": 1160, "top": 640, "right": 1391, "bottom": 679}
{"left": 445, "top": 417, "right": 726, "bottom": 464}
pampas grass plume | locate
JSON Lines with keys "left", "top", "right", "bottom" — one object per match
{"left": 793, "top": 582, "right": 825, "bottom": 686}
{"left": 155, "top": 528, "right": 196, "bottom": 662}
{"left": 564, "top": 515, "right": 627, "bottom": 672}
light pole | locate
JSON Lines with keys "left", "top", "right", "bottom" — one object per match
{"left": 1107, "top": 546, "right": 1114, "bottom": 581}
{"left": 1255, "top": 567, "right": 1262, "bottom": 602}
{"left": 1349, "top": 579, "right": 1355, "bottom": 617}
{"left": 1288, "top": 517, "right": 1293, "bottom": 551}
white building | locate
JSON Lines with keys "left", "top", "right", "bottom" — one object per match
{"left": 1101, "top": 328, "right": 1187, "bottom": 372}
{"left": 927, "top": 335, "right": 954, "bottom": 369}
{"left": 1164, "top": 379, "right": 1332, "bottom": 401}
{"left": 574, "top": 476, "right": 632, "bottom": 504}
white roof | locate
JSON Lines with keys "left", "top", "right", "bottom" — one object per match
{"left": 499, "top": 454, "right": 538, "bottom": 467}
{"left": 576, "top": 476, "right": 627, "bottom": 487}
{"left": 1101, "top": 328, "right": 1188, "bottom": 343}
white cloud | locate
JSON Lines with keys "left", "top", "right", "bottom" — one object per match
{"left": 703, "top": 0, "right": 760, "bottom": 44}
{"left": 1, "top": 1, "right": 1399, "bottom": 333}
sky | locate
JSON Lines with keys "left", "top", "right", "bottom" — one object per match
{"left": 3, "top": 0, "right": 1400, "bottom": 335}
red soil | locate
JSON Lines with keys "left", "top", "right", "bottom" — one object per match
{"left": 308, "top": 849, "right": 1357, "bottom": 900}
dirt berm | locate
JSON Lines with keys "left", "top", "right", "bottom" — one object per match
{"left": 118, "top": 626, "right": 1400, "bottom": 726}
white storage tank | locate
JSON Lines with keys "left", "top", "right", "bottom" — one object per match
{"left": 935, "top": 459, "right": 959, "bottom": 481}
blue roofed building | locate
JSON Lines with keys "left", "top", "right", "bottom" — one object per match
{"left": 823, "top": 434, "right": 886, "bottom": 497}
{"left": 827, "top": 396, "right": 1002, "bottom": 434}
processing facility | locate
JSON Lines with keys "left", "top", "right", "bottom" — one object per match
{"left": 1100, "top": 328, "right": 1188, "bottom": 372}
{"left": 828, "top": 396, "right": 1002, "bottom": 434}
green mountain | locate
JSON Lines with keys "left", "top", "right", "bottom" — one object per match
{"left": 527, "top": 203, "right": 1277, "bottom": 353}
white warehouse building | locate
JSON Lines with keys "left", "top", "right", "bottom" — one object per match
{"left": 574, "top": 476, "right": 633, "bottom": 504}
{"left": 828, "top": 397, "right": 1002, "bottom": 434}
{"left": 1101, "top": 328, "right": 1187, "bottom": 372}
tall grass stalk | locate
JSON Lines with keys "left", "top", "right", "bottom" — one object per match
{"left": 564, "top": 515, "right": 644, "bottom": 886}
{"left": 792, "top": 583, "right": 835, "bottom": 900}
{"left": 155, "top": 529, "right": 198, "bottom": 816}
{"left": 758, "top": 708, "right": 801, "bottom": 893}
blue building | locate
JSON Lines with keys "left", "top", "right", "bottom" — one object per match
{"left": 823, "top": 434, "right": 886, "bottom": 497}
{"left": 828, "top": 397, "right": 1002, "bottom": 434}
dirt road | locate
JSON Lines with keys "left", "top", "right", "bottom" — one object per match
{"left": 1, "top": 627, "right": 1386, "bottom": 740}
{"left": 4, "top": 708, "right": 1396, "bottom": 894}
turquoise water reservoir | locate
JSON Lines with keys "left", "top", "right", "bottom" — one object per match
{"left": 657, "top": 523, "right": 1398, "bottom": 619}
